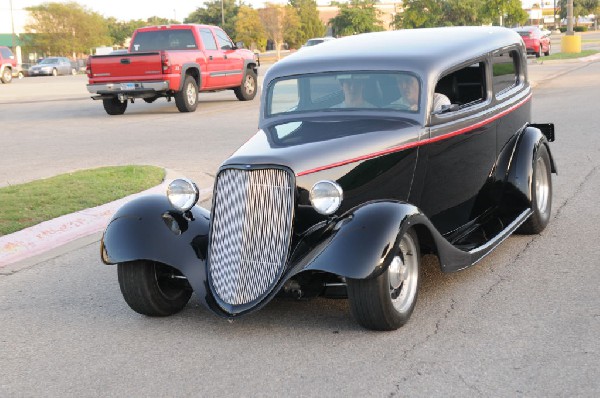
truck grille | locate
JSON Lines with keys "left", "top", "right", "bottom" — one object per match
{"left": 208, "top": 167, "right": 294, "bottom": 306}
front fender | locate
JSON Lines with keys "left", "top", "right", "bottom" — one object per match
{"left": 100, "top": 195, "right": 211, "bottom": 306}
{"left": 295, "top": 201, "right": 470, "bottom": 279}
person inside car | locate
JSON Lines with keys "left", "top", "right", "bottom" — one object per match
{"left": 389, "top": 74, "right": 450, "bottom": 112}
{"left": 332, "top": 76, "right": 376, "bottom": 108}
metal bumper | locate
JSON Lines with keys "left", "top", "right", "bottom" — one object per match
{"left": 87, "top": 80, "right": 169, "bottom": 95}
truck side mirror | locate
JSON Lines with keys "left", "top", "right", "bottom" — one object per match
{"left": 235, "top": 41, "right": 245, "bottom": 49}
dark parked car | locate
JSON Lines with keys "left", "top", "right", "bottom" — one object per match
{"left": 101, "top": 27, "right": 556, "bottom": 330}
{"left": 29, "top": 57, "right": 76, "bottom": 76}
{"left": 513, "top": 26, "right": 551, "bottom": 57}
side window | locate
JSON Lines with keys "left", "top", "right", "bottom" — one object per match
{"left": 435, "top": 62, "right": 487, "bottom": 111}
{"left": 492, "top": 50, "right": 520, "bottom": 96}
{"left": 0, "top": 48, "right": 13, "bottom": 58}
{"left": 199, "top": 29, "right": 218, "bottom": 50}
{"left": 214, "top": 28, "right": 234, "bottom": 50}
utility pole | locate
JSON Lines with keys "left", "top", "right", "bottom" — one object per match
{"left": 9, "top": 0, "right": 16, "bottom": 54}
{"left": 221, "top": 0, "right": 225, "bottom": 27}
{"left": 566, "top": 0, "right": 573, "bottom": 35}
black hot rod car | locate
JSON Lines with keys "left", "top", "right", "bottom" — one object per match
{"left": 101, "top": 27, "right": 556, "bottom": 330}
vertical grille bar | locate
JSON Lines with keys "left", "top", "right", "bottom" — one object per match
{"left": 208, "top": 167, "right": 294, "bottom": 306}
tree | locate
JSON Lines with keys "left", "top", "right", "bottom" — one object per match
{"left": 259, "top": 3, "right": 286, "bottom": 59}
{"left": 481, "top": 0, "right": 528, "bottom": 26}
{"left": 442, "top": 0, "right": 483, "bottom": 26}
{"left": 184, "top": 0, "right": 240, "bottom": 36}
{"left": 559, "top": 0, "right": 599, "bottom": 20}
{"left": 106, "top": 18, "right": 147, "bottom": 48}
{"left": 283, "top": 5, "right": 303, "bottom": 49}
{"left": 25, "top": 1, "right": 112, "bottom": 56}
{"left": 393, "top": 0, "right": 445, "bottom": 29}
{"left": 234, "top": 5, "right": 267, "bottom": 51}
{"left": 329, "top": 0, "right": 384, "bottom": 37}
{"left": 289, "top": 0, "right": 326, "bottom": 44}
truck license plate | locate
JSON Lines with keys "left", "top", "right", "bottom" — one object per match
{"left": 120, "top": 83, "right": 136, "bottom": 90}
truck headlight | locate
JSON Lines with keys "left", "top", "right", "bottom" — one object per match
{"left": 309, "top": 180, "right": 343, "bottom": 215}
{"left": 167, "top": 178, "right": 199, "bottom": 211}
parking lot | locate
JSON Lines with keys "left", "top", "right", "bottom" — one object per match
{"left": 1, "top": 56, "right": 600, "bottom": 396}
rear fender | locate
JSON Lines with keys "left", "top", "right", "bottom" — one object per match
{"left": 100, "top": 195, "right": 211, "bottom": 305}
{"left": 506, "top": 125, "right": 556, "bottom": 208}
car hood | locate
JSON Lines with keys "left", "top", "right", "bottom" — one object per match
{"left": 223, "top": 117, "right": 421, "bottom": 176}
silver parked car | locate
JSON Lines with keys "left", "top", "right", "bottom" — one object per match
{"left": 29, "top": 57, "right": 76, "bottom": 76}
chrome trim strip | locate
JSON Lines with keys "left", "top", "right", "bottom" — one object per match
{"left": 86, "top": 80, "right": 169, "bottom": 93}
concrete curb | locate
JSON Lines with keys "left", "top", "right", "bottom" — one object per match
{"left": 0, "top": 170, "right": 211, "bottom": 269}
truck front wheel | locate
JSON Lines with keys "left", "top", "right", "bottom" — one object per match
{"left": 175, "top": 75, "right": 198, "bottom": 112}
{"left": 102, "top": 98, "right": 128, "bottom": 115}
{"left": 234, "top": 70, "right": 257, "bottom": 101}
{"left": 1, "top": 68, "right": 12, "bottom": 83}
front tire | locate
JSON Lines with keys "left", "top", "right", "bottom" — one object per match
{"left": 519, "top": 145, "right": 552, "bottom": 234}
{"left": 102, "top": 98, "right": 128, "bottom": 115}
{"left": 175, "top": 75, "right": 198, "bottom": 112}
{"left": 117, "top": 261, "right": 192, "bottom": 316}
{"left": 347, "top": 228, "right": 421, "bottom": 331}
{"left": 544, "top": 43, "right": 551, "bottom": 57}
{"left": 52, "top": 68, "right": 58, "bottom": 76}
{"left": 1, "top": 68, "right": 12, "bottom": 83}
{"left": 234, "top": 70, "right": 257, "bottom": 101}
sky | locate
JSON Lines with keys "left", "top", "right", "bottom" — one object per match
{"left": 1, "top": 0, "right": 292, "bottom": 33}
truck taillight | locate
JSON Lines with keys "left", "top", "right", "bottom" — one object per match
{"left": 161, "top": 52, "right": 171, "bottom": 74}
{"left": 86, "top": 57, "right": 92, "bottom": 78}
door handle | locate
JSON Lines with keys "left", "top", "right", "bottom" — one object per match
{"left": 224, "top": 55, "right": 228, "bottom": 59}
{"left": 209, "top": 55, "right": 213, "bottom": 60}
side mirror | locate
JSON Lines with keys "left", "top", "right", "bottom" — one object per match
{"left": 235, "top": 41, "right": 245, "bottom": 49}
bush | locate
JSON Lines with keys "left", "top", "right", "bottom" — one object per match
{"left": 559, "top": 26, "right": 589, "bottom": 32}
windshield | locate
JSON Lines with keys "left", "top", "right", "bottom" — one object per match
{"left": 40, "top": 58, "right": 59, "bottom": 64}
{"left": 266, "top": 71, "right": 420, "bottom": 117}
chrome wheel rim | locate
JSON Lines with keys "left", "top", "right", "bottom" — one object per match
{"left": 389, "top": 233, "right": 419, "bottom": 313}
{"left": 535, "top": 156, "right": 549, "bottom": 214}
{"left": 186, "top": 82, "right": 197, "bottom": 105}
{"left": 244, "top": 75, "right": 255, "bottom": 95}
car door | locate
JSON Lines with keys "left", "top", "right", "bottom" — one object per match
{"left": 198, "top": 27, "right": 228, "bottom": 88}
{"left": 410, "top": 60, "right": 496, "bottom": 238}
{"left": 212, "top": 27, "right": 244, "bottom": 87}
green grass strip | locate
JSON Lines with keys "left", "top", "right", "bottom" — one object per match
{"left": 0, "top": 165, "right": 165, "bottom": 236}
{"left": 542, "top": 50, "right": 599, "bottom": 60}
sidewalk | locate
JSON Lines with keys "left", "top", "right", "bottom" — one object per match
{"left": 0, "top": 169, "right": 211, "bottom": 271}
{"left": 1, "top": 54, "right": 599, "bottom": 270}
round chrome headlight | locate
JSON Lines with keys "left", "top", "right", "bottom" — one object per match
{"left": 309, "top": 180, "right": 343, "bottom": 215}
{"left": 167, "top": 178, "right": 199, "bottom": 211}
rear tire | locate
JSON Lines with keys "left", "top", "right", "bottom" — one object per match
{"left": 175, "top": 75, "right": 198, "bottom": 112}
{"left": 102, "top": 98, "right": 128, "bottom": 115}
{"left": 117, "top": 261, "right": 192, "bottom": 316}
{"left": 347, "top": 228, "right": 421, "bottom": 331}
{"left": 519, "top": 145, "right": 552, "bottom": 234}
{"left": 234, "top": 70, "right": 257, "bottom": 101}
{"left": 1, "top": 68, "right": 12, "bottom": 83}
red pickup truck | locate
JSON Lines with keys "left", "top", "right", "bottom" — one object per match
{"left": 1, "top": 46, "right": 18, "bottom": 84}
{"left": 86, "top": 24, "right": 259, "bottom": 115}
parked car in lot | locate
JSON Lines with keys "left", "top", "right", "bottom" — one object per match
{"left": 29, "top": 57, "right": 76, "bottom": 76}
{"left": 513, "top": 26, "right": 551, "bottom": 57}
{"left": 86, "top": 24, "right": 259, "bottom": 115}
{"left": 0, "top": 46, "right": 18, "bottom": 83}
{"left": 101, "top": 27, "right": 556, "bottom": 330}
{"left": 301, "top": 37, "right": 336, "bottom": 48}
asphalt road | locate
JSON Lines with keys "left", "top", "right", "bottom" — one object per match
{"left": 1, "top": 59, "right": 599, "bottom": 396}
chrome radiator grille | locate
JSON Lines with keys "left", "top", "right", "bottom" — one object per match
{"left": 208, "top": 167, "right": 294, "bottom": 306}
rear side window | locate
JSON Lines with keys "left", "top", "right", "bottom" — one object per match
{"left": 0, "top": 47, "right": 13, "bottom": 58}
{"left": 131, "top": 29, "right": 197, "bottom": 52}
{"left": 199, "top": 29, "right": 218, "bottom": 51}
{"left": 214, "top": 28, "right": 234, "bottom": 50}
{"left": 492, "top": 50, "right": 520, "bottom": 95}
{"left": 435, "top": 62, "right": 487, "bottom": 110}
